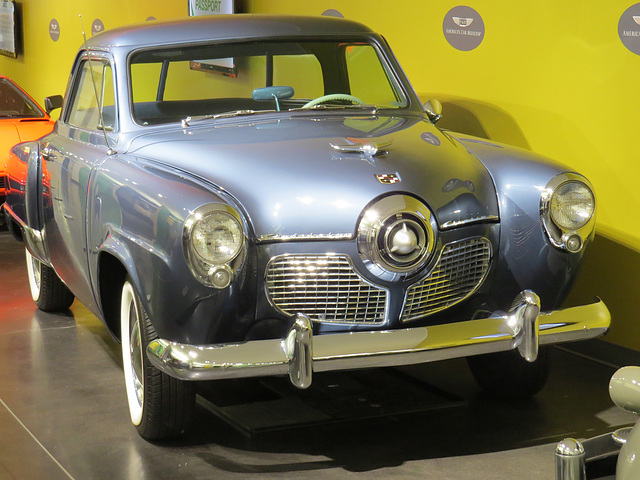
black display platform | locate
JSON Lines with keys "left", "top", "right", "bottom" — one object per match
{"left": 197, "top": 368, "right": 464, "bottom": 435}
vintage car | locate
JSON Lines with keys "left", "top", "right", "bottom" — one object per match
{"left": 2, "top": 15, "right": 610, "bottom": 440}
{"left": 0, "top": 76, "right": 55, "bottom": 215}
{"left": 556, "top": 367, "right": 640, "bottom": 480}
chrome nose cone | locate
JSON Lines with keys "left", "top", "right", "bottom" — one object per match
{"left": 389, "top": 223, "right": 419, "bottom": 256}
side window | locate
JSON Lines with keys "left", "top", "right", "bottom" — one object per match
{"left": 67, "top": 59, "right": 116, "bottom": 131}
{"left": 272, "top": 54, "right": 323, "bottom": 100}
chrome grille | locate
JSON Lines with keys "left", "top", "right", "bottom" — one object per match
{"left": 402, "top": 238, "right": 492, "bottom": 322}
{"left": 266, "top": 254, "right": 387, "bottom": 324}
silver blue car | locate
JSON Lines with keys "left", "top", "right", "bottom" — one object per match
{"left": 2, "top": 14, "right": 610, "bottom": 440}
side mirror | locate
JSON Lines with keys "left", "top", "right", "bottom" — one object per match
{"left": 423, "top": 98, "right": 443, "bottom": 123}
{"left": 44, "top": 95, "right": 63, "bottom": 115}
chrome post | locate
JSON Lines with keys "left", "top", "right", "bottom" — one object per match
{"left": 555, "top": 438, "right": 586, "bottom": 480}
{"left": 511, "top": 290, "right": 540, "bottom": 362}
{"left": 284, "top": 314, "right": 313, "bottom": 389}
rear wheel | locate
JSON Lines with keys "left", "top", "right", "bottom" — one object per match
{"left": 467, "top": 347, "right": 550, "bottom": 400}
{"left": 120, "top": 279, "right": 195, "bottom": 440}
{"left": 25, "top": 248, "right": 74, "bottom": 312}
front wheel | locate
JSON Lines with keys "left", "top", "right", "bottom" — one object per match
{"left": 25, "top": 248, "right": 74, "bottom": 312}
{"left": 120, "top": 279, "right": 195, "bottom": 440}
{"left": 467, "top": 347, "right": 550, "bottom": 400}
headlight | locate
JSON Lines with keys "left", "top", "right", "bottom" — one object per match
{"left": 549, "top": 181, "right": 595, "bottom": 230}
{"left": 541, "top": 174, "right": 596, "bottom": 253}
{"left": 191, "top": 211, "right": 243, "bottom": 264}
{"left": 184, "top": 204, "right": 246, "bottom": 288}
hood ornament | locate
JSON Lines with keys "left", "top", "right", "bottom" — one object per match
{"left": 330, "top": 137, "right": 392, "bottom": 157}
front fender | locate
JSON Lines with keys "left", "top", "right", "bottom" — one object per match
{"left": 90, "top": 154, "right": 257, "bottom": 345}
{"left": 453, "top": 134, "right": 586, "bottom": 309}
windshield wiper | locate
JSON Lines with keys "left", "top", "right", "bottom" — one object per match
{"left": 289, "top": 104, "right": 379, "bottom": 114}
{"left": 181, "top": 109, "right": 277, "bottom": 127}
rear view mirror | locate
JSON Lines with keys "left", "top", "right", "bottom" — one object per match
{"left": 44, "top": 95, "right": 63, "bottom": 114}
{"left": 252, "top": 86, "right": 294, "bottom": 111}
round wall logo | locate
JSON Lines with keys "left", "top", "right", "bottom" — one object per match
{"left": 49, "top": 19, "right": 60, "bottom": 42}
{"left": 322, "top": 9, "right": 344, "bottom": 18}
{"left": 443, "top": 6, "right": 485, "bottom": 51}
{"left": 619, "top": 3, "right": 640, "bottom": 55}
{"left": 92, "top": 19, "right": 105, "bottom": 36}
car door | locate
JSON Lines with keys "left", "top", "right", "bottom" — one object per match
{"left": 42, "top": 54, "right": 117, "bottom": 312}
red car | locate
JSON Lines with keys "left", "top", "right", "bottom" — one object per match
{"left": 0, "top": 76, "right": 55, "bottom": 212}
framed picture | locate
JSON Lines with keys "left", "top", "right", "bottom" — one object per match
{"left": 0, "top": 0, "right": 18, "bottom": 58}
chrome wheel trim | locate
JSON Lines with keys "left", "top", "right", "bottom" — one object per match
{"left": 25, "top": 249, "right": 41, "bottom": 302}
{"left": 121, "top": 281, "right": 144, "bottom": 425}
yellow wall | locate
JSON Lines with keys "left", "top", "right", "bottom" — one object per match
{"left": 1, "top": 0, "right": 638, "bottom": 348}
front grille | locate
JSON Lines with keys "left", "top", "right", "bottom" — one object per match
{"left": 402, "top": 237, "right": 492, "bottom": 322}
{"left": 266, "top": 255, "right": 387, "bottom": 324}
{"left": 0, "top": 175, "right": 5, "bottom": 191}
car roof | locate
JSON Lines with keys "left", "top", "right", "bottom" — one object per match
{"left": 86, "top": 14, "right": 375, "bottom": 50}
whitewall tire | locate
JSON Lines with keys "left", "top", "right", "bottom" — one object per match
{"left": 120, "top": 278, "right": 195, "bottom": 440}
{"left": 25, "top": 248, "right": 74, "bottom": 312}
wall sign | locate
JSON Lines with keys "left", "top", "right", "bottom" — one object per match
{"left": 0, "top": 0, "right": 17, "bottom": 57}
{"left": 188, "top": 0, "right": 235, "bottom": 76}
{"left": 92, "top": 19, "right": 104, "bottom": 36}
{"left": 189, "top": 0, "right": 233, "bottom": 16}
{"left": 322, "top": 9, "right": 344, "bottom": 18}
{"left": 619, "top": 3, "right": 640, "bottom": 55}
{"left": 443, "top": 6, "right": 485, "bottom": 51}
{"left": 49, "top": 18, "right": 60, "bottom": 42}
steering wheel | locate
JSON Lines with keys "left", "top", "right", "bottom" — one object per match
{"left": 301, "top": 93, "right": 365, "bottom": 109}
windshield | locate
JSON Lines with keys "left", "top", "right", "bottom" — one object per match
{"left": 0, "top": 78, "right": 45, "bottom": 118}
{"left": 129, "top": 39, "right": 408, "bottom": 125}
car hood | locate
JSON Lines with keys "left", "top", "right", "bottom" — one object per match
{"left": 126, "top": 114, "right": 499, "bottom": 239}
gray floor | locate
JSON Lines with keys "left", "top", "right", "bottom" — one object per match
{"left": 0, "top": 229, "right": 635, "bottom": 480}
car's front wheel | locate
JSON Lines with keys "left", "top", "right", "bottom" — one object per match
{"left": 120, "top": 278, "right": 195, "bottom": 440}
{"left": 467, "top": 347, "right": 550, "bottom": 400}
{"left": 25, "top": 248, "right": 74, "bottom": 312}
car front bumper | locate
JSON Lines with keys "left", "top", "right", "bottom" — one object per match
{"left": 147, "top": 291, "right": 610, "bottom": 389}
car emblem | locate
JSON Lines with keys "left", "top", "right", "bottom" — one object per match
{"left": 452, "top": 16, "right": 474, "bottom": 27}
{"left": 376, "top": 173, "right": 401, "bottom": 184}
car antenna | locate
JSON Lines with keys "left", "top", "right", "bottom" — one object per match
{"left": 79, "top": 14, "right": 115, "bottom": 155}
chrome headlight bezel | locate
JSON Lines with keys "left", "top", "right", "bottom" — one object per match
{"left": 183, "top": 204, "right": 246, "bottom": 288}
{"left": 540, "top": 173, "right": 596, "bottom": 253}
{"left": 358, "top": 195, "right": 437, "bottom": 282}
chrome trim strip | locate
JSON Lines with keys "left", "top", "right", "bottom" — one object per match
{"left": 258, "top": 232, "right": 354, "bottom": 243}
{"left": 147, "top": 297, "right": 610, "bottom": 384}
{"left": 440, "top": 215, "right": 500, "bottom": 230}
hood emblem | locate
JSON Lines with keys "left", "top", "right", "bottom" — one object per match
{"left": 376, "top": 173, "right": 401, "bottom": 184}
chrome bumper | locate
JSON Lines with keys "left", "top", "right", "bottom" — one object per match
{"left": 147, "top": 291, "right": 610, "bottom": 389}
